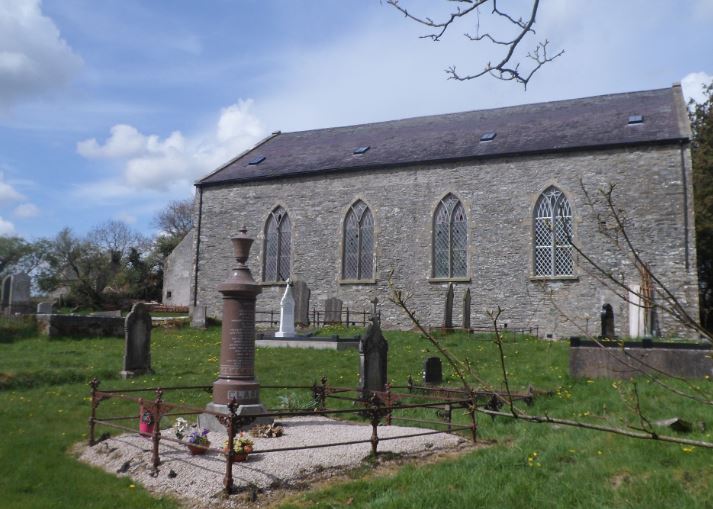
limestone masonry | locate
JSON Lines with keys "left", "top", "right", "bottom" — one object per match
{"left": 188, "top": 86, "right": 699, "bottom": 339}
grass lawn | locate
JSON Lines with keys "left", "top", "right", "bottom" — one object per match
{"left": 1, "top": 323, "right": 713, "bottom": 508}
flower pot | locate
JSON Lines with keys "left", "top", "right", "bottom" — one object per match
{"left": 188, "top": 442, "right": 210, "bottom": 455}
{"left": 139, "top": 406, "right": 155, "bottom": 436}
{"left": 224, "top": 451, "right": 249, "bottom": 462}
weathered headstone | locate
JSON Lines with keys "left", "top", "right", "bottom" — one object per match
{"left": 121, "top": 302, "right": 153, "bottom": 378}
{"left": 462, "top": 288, "right": 471, "bottom": 330}
{"left": 8, "top": 273, "right": 31, "bottom": 314}
{"left": 1, "top": 275, "right": 11, "bottom": 311}
{"left": 275, "top": 280, "right": 296, "bottom": 337}
{"left": 292, "top": 280, "right": 311, "bottom": 326}
{"left": 37, "top": 302, "right": 53, "bottom": 314}
{"left": 444, "top": 283, "right": 454, "bottom": 329}
{"left": 324, "top": 297, "right": 343, "bottom": 324}
{"left": 359, "top": 314, "right": 389, "bottom": 399}
{"left": 190, "top": 304, "right": 207, "bottom": 329}
{"left": 423, "top": 357, "right": 443, "bottom": 385}
{"left": 91, "top": 310, "right": 122, "bottom": 317}
{"left": 601, "top": 303, "right": 615, "bottom": 339}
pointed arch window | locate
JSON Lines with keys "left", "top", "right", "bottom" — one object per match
{"left": 342, "top": 200, "right": 374, "bottom": 280}
{"left": 264, "top": 206, "right": 291, "bottom": 282}
{"left": 534, "top": 186, "right": 573, "bottom": 276}
{"left": 433, "top": 194, "right": 467, "bottom": 278}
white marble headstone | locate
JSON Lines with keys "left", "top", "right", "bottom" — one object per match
{"left": 275, "top": 280, "right": 296, "bottom": 338}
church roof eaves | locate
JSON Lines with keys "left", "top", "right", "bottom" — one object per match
{"left": 195, "top": 86, "right": 689, "bottom": 188}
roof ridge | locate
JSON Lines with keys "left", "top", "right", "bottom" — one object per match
{"left": 276, "top": 86, "right": 674, "bottom": 136}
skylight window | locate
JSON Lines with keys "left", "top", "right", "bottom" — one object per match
{"left": 480, "top": 131, "right": 496, "bottom": 142}
{"left": 628, "top": 115, "right": 644, "bottom": 125}
{"left": 248, "top": 155, "right": 266, "bottom": 165}
{"left": 353, "top": 146, "right": 370, "bottom": 155}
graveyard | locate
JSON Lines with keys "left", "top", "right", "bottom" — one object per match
{"left": 2, "top": 313, "right": 713, "bottom": 507}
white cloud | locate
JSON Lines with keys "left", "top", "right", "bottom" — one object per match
{"left": 0, "top": 173, "right": 25, "bottom": 202}
{"left": 77, "top": 124, "right": 150, "bottom": 159}
{"left": 682, "top": 71, "right": 713, "bottom": 105}
{"left": 13, "top": 202, "right": 39, "bottom": 218}
{"left": 0, "top": 0, "right": 82, "bottom": 109}
{"left": 76, "top": 99, "right": 266, "bottom": 193}
{"left": 0, "top": 216, "right": 15, "bottom": 235}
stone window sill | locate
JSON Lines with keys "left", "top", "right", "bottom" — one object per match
{"left": 428, "top": 277, "right": 471, "bottom": 283}
{"left": 529, "top": 275, "right": 579, "bottom": 282}
{"left": 339, "top": 279, "right": 377, "bottom": 285}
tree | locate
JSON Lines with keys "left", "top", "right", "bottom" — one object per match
{"left": 387, "top": 0, "right": 563, "bottom": 88}
{"left": 690, "top": 82, "right": 713, "bottom": 330}
{"left": 37, "top": 228, "right": 118, "bottom": 307}
{"left": 152, "top": 199, "right": 193, "bottom": 240}
{"left": 0, "top": 236, "right": 33, "bottom": 276}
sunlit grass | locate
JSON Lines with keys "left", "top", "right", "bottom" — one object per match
{"left": 1, "top": 324, "right": 713, "bottom": 508}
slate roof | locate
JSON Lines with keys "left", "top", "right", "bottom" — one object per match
{"left": 197, "top": 86, "right": 689, "bottom": 187}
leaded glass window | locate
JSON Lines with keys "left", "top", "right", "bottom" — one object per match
{"left": 342, "top": 200, "right": 374, "bottom": 280}
{"left": 433, "top": 194, "right": 467, "bottom": 278}
{"left": 264, "top": 206, "right": 291, "bottom": 282}
{"left": 534, "top": 186, "right": 573, "bottom": 276}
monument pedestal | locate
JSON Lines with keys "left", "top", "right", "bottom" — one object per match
{"left": 198, "top": 402, "right": 272, "bottom": 432}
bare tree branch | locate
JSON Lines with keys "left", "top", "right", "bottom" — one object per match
{"left": 386, "top": 0, "right": 563, "bottom": 88}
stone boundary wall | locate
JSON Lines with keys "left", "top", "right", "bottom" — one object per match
{"left": 37, "top": 314, "right": 125, "bottom": 338}
{"left": 569, "top": 344, "right": 713, "bottom": 379}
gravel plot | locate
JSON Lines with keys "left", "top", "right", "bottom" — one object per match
{"left": 78, "top": 416, "right": 466, "bottom": 506}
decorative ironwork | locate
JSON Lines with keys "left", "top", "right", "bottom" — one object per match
{"left": 264, "top": 206, "right": 291, "bottom": 282}
{"left": 342, "top": 200, "right": 374, "bottom": 280}
{"left": 434, "top": 194, "right": 467, "bottom": 278}
{"left": 534, "top": 186, "right": 573, "bottom": 276}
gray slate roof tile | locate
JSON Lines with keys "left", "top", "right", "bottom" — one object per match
{"left": 198, "top": 86, "right": 688, "bottom": 187}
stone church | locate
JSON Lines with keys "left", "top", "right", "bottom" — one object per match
{"left": 188, "top": 85, "right": 699, "bottom": 338}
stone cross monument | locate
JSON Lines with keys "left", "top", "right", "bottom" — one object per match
{"left": 275, "top": 279, "right": 296, "bottom": 338}
{"left": 200, "top": 228, "right": 269, "bottom": 429}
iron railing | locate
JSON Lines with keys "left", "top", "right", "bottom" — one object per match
{"left": 87, "top": 377, "right": 476, "bottom": 496}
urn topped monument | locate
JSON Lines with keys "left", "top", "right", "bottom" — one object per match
{"left": 200, "top": 228, "right": 270, "bottom": 429}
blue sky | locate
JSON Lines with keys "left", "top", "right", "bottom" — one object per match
{"left": 1, "top": 0, "right": 712, "bottom": 240}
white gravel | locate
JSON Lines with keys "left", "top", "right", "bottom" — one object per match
{"left": 77, "top": 416, "right": 466, "bottom": 506}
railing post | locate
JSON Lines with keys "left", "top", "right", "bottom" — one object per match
{"left": 224, "top": 397, "right": 238, "bottom": 494}
{"left": 152, "top": 388, "right": 163, "bottom": 472}
{"left": 367, "top": 394, "right": 383, "bottom": 457}
{"left": 407, "top": 375, "right": 414, "bottom": 394}
{"left": 319, "top": 376, "right": 328, "bottom": 410}
{"left": 468, "top": 391, "right": 477, "bottom": 443}
{"left": 88, "top": 378, "right": 99, "bottom": 446}
{"left": 385, "top": 383, "right": 392, "bottom": 426}
{"left": 346, "top": 307, "right": 350, "bottom": 327}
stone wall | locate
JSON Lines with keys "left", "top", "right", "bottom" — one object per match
{"left": 37, "top": 314, "right": 125, "bottom": 338}
{"left": 162, "top": 229, "right": 194, "bottom": 307}
{"left": 570, "top": 343, "right": 713, "bottom": 379}
{"left": 192, "top": 144, "right": 700, "bottom": 338}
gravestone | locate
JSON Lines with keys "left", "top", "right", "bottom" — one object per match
{"left": 292, "top": 280, "right": 311, "bottom": 326}
{"left": 37, "top": 302, "right": 53, "bottom": 314}
{"left": 359, "top": 314, "right": 389, "bottom": 399}
{"left": 1, "top": 275, "right": 11, "bottom": 311}
{"left": 324, "top": 297, "right": 343, "bottom": 324}
{"left": 275, "top": 280, "right": 296, "bottom": 337}
{"left": 462, "top": 288, "right": 471, "bottom": 330}
{"left": 91, "top": 310, "right": 121, "bottom": 317}
{"left": 601, "top": 303, "right": 615, "bottom": 339}
{"left": 423, "top": 357, "right": 443, "bottom": 385}
{"left": 8, "top": 273, "right": 31, "bottom": 314}
{"left": 190, "top": 304, "right": 207, "bottom": 329}
{"left": 444, "top": 283, "right": 454, "bottom": 329}
{"left": 121, "top": 302, "right": 153, "bottom": 378}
